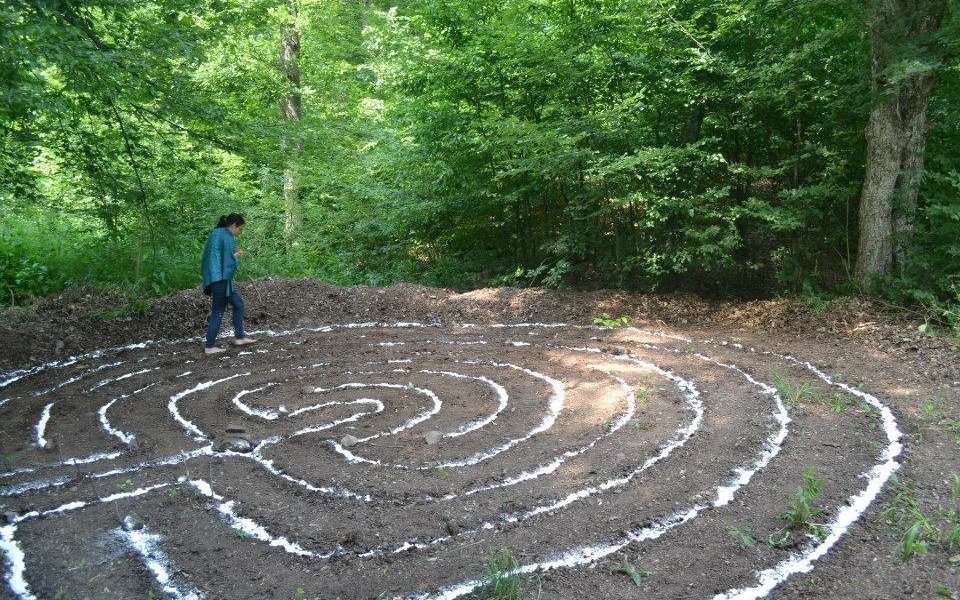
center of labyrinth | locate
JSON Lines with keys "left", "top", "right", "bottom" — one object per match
{"left": 0, "top": 323, "right": 901, "bottom": 600}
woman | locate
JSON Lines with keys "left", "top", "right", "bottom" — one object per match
{"left": 201, "top": 213, "right": 256, "bottom": 355}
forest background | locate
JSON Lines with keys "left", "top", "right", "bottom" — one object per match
{"left": 2, "top": 0, "right": 960, "bottom": 330}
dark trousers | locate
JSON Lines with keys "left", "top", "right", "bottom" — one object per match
{"left": 204, "top": 280, "right": 245, "bottom": 347}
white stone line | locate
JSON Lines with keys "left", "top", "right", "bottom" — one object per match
{"left": 249, "top": 439, "right": 372, "bottom": 502}
{"left": 0, "top": 322, "right": 433, "bottom": 392}
{"left": 1, "top": 482, "right": 175, "bottom": 600}
{"left": 87, "top": 367, "right": 158, "bottom": 392}
{"left": 328, "top": 441, "right": 380, "bottom": 465}
{"left": 489, "top": 323, "right": 571, "bottom": 329}
{"left": 357, "top": 376, "right": 639, "bottom": 558}
{"left": 451, "top": 371, "right": 637, "bottom": 499}
{"left": 371, "top": 364, "right": 697, "bottom": 558}
{"left": 0, "top": 398, "right": 10, "bottom": 408}
{"left": 0, "top": 446, "right": 211, "bottom": 497}
{"left": 61, "top": 451, "right": 124, "bottom": 467}
{"left": 615, "top": 328, "right": 904, "bottom": 599}
{"left": 427, "top": 361, "right": 564, "bottom": 469}
{"left": 187, "top": 479, "right": 341, "bottom": 559}
{"left": 168, "top": 373, "right": 249, "bottom": 441}
{"left": 418, "top": 370, "right": 508, "bottom": 438}
{"left": 34, "top": 403, "right": 54, "bottom": 449}
{"left": 0, "top": 523, "right": 34, "bottom": 600}
{"left": 93, "top": 446, "right": 214, "bottom": 479}
{"left": 99, "top": 382, "right": 160, "bottom": 444}
{"left": 399, "top": 345, "right": 790, "bottom": 600}
{"left": 0, "top": 474, "right": 73, "bottom": 497}
{"left": 290, "top": 399, "right": 383, "bottom": 435}
{"left": 299, "top": 382, "right": 441, "bottom": 468}
{"left": 117, "top": 517, "right": 206, "bottom": 600}
{"left": 0, "top": 343, "right": 135, "bottom": 389}
{"left": 712, "top": 360, "right": 902, "bottom": 600}
{"left": 509, "top": 361, "right": 698, "bottom": 522}
{"left": 231, "top": 383, "right": 281, "bottom": 419}
{"left": 350, "top": 384, "right": 441, "bottom": 443}
{"left": 0, "top": 320, "right": 903, "bottom": 600}
{"left": 32, "top": 361, "right": 125, "bottom": 397}
{"left": 28, "top": 482, "right": 174, "bottom": 521}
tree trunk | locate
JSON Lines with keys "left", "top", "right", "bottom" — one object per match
{"left": 892, "top": 74, "right": 935, "bottom": 267}
{"left": 854, "top": 0, "right": 945, "bottom": 286}
{"left": 280, "top": 0, "right": 302, "bottom": 248}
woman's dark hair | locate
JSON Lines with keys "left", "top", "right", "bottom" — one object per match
{"left": 216, "top": 213, "right": 245, "bottom": 228}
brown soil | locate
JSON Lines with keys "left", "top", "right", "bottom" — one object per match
{"left": 0, "top": 277, "right": 958, "bottom": 600}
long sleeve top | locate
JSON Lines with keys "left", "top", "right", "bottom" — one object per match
{"left": 200, "top": 227, "right": 239, "bottom": 296}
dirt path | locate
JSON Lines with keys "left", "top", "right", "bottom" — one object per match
{"left": 0, "top": 279, "right": 958, "bottom": 599}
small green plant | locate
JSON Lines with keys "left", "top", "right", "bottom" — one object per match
{"left": 901, "top": 521, "right": 930, "bottom": 561}
{"left": 772, "top": 374, "right": 814, "bottom": 407}
{"left": 729, "top": 526, "right": 756, "bottom": 549}
{"left": 766, "top": 529, "right": 792, "bottom": 549}
{"left": 881, "top": 476, "right": 937, "bottom": 562}
{"left": 167, "top": 487, "right": 180, "bottom": 500}
{"left": 593, "top": 314, "right": 630, "bottom": 329}
{"left": 828, "top": 394, "right": 851, "bottom": 413}
{"left": 923, "top": 397, "right": 946, "bottom": 420}
{"left": 609, "top": 555, "right": 650, "bottom": 586}
{"left": 935, "top": 582, "right": 955, "bottom": 598}
{"left": 635, "top": 386, "right": 650, "bottom": 402}
{"left": 116, "top": 478, "right": 134, "bottom": 492}
{"left": 939, "top": 418, "right": 960, "bottom": 444}
{"left": 779, "top": 466, "right": 828, "bottom": 540}
{"left": 295, "top": 586, "right": 307, "bottom": 599}
{"left": 2, "top": 451, "right": 14, "bottom": 470}
{"left": 427, "top": 464, "right": 451, "bottom": 478}
{"left": 480, "top": 548, "right": 525, "bottom": 600}
{"left": 856, "top": 401, "right": 879, "bottom": 420}
{"left": 601, "top": 417, "right": 613, "bottom": 431}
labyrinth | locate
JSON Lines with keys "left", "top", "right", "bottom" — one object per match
{"left": 0, "top": 321, "right": 901, "bottom": 600}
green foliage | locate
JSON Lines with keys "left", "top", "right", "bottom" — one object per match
{"left": 828, "top": 393, "right": 852, "bottom": 414}
{"left": 593, "top": 314, "right": 631, "bottom": 329}
{"left": 779, "top": 466, "right": 828, "bottom": 540}
{"left": 479, "top": 548, "right": 526, "bottom": 600}
{"left": 881, "top": 474, "right": 960, "bottom": 563}
{"left": 766, "top": 528, "right": 792, "bottom": 549}
{"left": 609, "top": 555, "right": 651, "bottom": 586}
{"left": 0, "top": 0, "right": 956, "bottom": 310}
{"left": 772, "top": 374, "right": 815, "bottom": 407}
{"left": 729, "top": 526, "right": 756, "bottom": 549}
{"left": 936, "top": 582, "right": 956, "bottom": 599}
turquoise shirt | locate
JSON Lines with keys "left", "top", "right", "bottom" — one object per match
{"left": 200, "top": 227, "right": 239, "bottom": 296}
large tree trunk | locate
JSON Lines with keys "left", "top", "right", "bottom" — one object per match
{"left": 855, "top": 0, "right": 945, "bottom": 286}
{"left": 280, "top": 0, "right": 302, "bottom": 248}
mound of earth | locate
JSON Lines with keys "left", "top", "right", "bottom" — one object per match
{"left": 0, "top": 278, "right": 957, "bottom": 600}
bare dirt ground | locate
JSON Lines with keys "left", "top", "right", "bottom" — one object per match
{"left": 1, "top": 277, "right": 959, "bottom": 600}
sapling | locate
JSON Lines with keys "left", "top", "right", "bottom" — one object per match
{"left": 480, "top": 548, "right": 525, "bottom": 600}
{"left": 609, "top": 555, "right": 650, "bottom": 586}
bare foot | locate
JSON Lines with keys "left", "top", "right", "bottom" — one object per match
{"left": 204, "top": 346, "right": 226, "bottom": 356}
{"left": 232, "top": 337, "right": 257, "bottom": 346}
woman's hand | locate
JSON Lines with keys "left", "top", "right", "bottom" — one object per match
{"left": 233, "top": 248, "right": 244, "bottom": 258}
